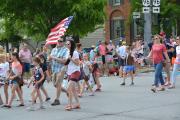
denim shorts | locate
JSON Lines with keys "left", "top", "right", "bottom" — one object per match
{"left": 123, "top": 65, "right": 135, "bottom": 73}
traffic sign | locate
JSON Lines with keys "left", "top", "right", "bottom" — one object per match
{"left": 153, "top": 7, "right": 160, "bottom": 13}
{"left": 143, "top": 7, "right": 150, "bottom": 13}
{"left": 153, "top": 0, "right": 160, "bottom": 6}
{"left": 142, "top": 0, "right": 151, "bottom": 7}
{"left": 133, "top": 12, "right": 140, "bottom": 19}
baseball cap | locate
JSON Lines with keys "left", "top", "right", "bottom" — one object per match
{"left": 159, "top": 32, "right": 166, "bottom": 36}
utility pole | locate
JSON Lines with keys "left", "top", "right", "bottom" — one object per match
{"left": 143, "top": 13, "right": 152, "bottom": 56}
{"left": 142, "top": 0, "right": 160, "bottom": 56}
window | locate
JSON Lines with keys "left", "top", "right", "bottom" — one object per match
{"left": 109, "top": 0, "right": 124, "bottom": 6}
{"left": 113, "top": 0, "right": 123, "bottom": 6}
{"left": 110, "top": 18, "right": 125, "bottom": 40}
{"left": 114, "top": 0, "right": 120, "bottom": 5}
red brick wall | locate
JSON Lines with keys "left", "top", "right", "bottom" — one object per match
{"left": 105, "top": 1, "right": 131, "bottom": 44}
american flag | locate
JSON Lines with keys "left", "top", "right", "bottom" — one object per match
{"left": 46, "top": 16, "right": 73, "bottom": 45}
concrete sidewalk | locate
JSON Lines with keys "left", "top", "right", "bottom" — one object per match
{"left": 0, "top": 72, "right": 180, "bottom": 120}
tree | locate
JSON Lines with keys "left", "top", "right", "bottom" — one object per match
{"left": 0, "top": 0, "right": 106, "bottom": 42}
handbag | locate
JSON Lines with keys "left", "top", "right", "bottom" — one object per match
{"left": 10, "top": 70, "right": 24, "bottom": 86}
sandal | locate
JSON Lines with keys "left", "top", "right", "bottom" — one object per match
{"left": 164, "top": 82, "right": 171, "bottom": 86}
{"left": 17, "top": 104, "right": 25, "bottom": 107}
{"left": 95, "top": 88, "right": 101, "bottom": 92}
{"left": 4, "top": 105, "right": 11, "bottom": 108}
{"left": 78, "top": 94, "right": 83, "bottom": 98}
{"left": 72, "top": 104, "right": 81, "bottom": 109}
{"left": 157, "top": 87, "right": 165, "bottom": 91}
{"left": 65, "top": 105, "right": 72, "bottom": 111}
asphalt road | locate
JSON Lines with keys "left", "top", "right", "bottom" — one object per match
{"left": 0, "top": 72, "right": 180, "bottom": 120}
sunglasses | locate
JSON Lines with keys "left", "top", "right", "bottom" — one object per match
{"left": 58, "top": 41, "right": 63, "bottom": 43}
{"left": 66, "top": 43, "right": 70, "bottom": 45}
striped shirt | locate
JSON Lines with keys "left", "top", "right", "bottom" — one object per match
{"left": 50, "top": 46, "right": 69, "bottom": 73}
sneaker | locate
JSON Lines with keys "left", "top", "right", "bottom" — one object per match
{"left": 51, "top": 99, "right": 60, "bottom": 106}
{"left": 120, "top": 82, "right": 125, "bottom": 86}
{"left": 151, "top": 88, "right": 156, "bottom": 93}
{"left": 130, "top": 82, "right": 134, "bottom": 86}
{"left": 0, "top": 100, "right": 3, "bottom": 106}
{"left": 168, "top": 85, "right": 175, "bottom": 89}
{"left": 27, "top": 106, "right": 35, "bottom": 111}
{"left": 89, "top": 92, "right": 95, "bottom": 96}
{"left": 45, "top": 97, "right": 51, "bottom": 102}
{"left": 39, "top": 105, "right": 45, "bottom": 109}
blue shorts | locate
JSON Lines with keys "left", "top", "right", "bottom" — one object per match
{"left": 22, "top": 63, "right": 30, "bottom": 73}
{"left": 123, "top": 65, "right": 135, "bottom": 73}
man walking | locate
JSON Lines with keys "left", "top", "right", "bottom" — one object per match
{"left": 49, "top": 39, "right": 69, "bottom": 106}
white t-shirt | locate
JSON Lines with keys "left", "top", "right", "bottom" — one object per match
{"left": 176, "top": 46, "right": 180, "bottom": 55}
{"left": 67, "top": 51, "right": 80, "bottom": 75}
{"left": 83, "top": 61, "right": 91, "bottom": 76}
{"left": 0, "top": 62, "right": 9, "bottom": 78}
{"left": 175, "top": 46, "right": 180, "bottom": 63}
{"left": 117, "top": 45, "right": 127, "bottom": 59}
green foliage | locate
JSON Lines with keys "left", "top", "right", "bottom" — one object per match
{"left": 0, "top": 0, "right": 106, "bottom": 42}
{"left": 130, "top": 0, "right": 180, "bottom": 36}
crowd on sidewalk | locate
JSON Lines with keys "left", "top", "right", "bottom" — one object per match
{"left": 0, "top": 32, "right": 180, "bottom": 111}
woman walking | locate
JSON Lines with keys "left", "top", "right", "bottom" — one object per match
{"left": 65, "top": 39, "right": 81, "bottom": 111}
{"left": 169, "top": 36, "right": 180, "bottom": 89}
{"left": 4, "top": 52, "right": 24, "bottom": 108}
{"left": 147, "top": 35, "right": 170, "bottom": 92}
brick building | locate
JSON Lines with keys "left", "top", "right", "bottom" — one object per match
{"left": 105, "top": 0, "right": 131, "bottom": 44}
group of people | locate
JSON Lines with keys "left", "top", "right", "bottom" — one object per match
{"left": 0, "top": 38, "right": 102, "bottom": 111}
{"left": 147, "top": 32, "right": 180, "bottom": 92}
{"left": 0, "top": 32, "right": 179, "bottom": 111}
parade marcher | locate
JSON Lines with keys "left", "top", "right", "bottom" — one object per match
{"left": 27, "top": 57, "right": 45, "bottom": 110}
{"left": 19, "top": 43, "right": 32, "bottom": 80}
{"left": 159, "top": 32, "right": 172, "bottom": 86}
{"left": 34, "top": 54, "right": 51, "bottom": 101}
{"left": 33, "top": 48, "right": 41, "bottom": 57}
{"left": 117, "top": 41, "right": 127, "bottom": 78}
{"left": 79, "top": 53, "right": 94, "bottom": 97}
{"left": 4, "top": 52, "right": 24, "bottom": 108}
{"left": 89, "top": 45, "right": 95, "bottom": 63}
{"left": 0, "top": 53, "right": 10, "bottom": 106}
{"left": 169, "top": 36, "right": 180, "bottom": 89}
{"left": 106, "top": 40, "right": 115, "bottom": 76}
{"left": 76, "top": 43, "right": 83, "bottom": 96}
{"left": 147, "top": 35, "right": 170, "bottom": 92}
{"left": 120, "top": 46, "right": 135, "bottom": 86}
{"left": 93, "top": 53, "right": 102, "bottom": 92}
{"left": 65, "top": 39, "right": 81, "bottom": 111}
{"left": 98, "top": 41, "right": 107, "bottom": 76}
{"left": 49, "top": 39, "right": 69, "bottom": 106}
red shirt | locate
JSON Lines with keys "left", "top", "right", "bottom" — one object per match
{"left": 152, "top": 44, "right": 167, "bottom": 64}
{"left": 99, "top": 44, "right": 106, "bottom": 55}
